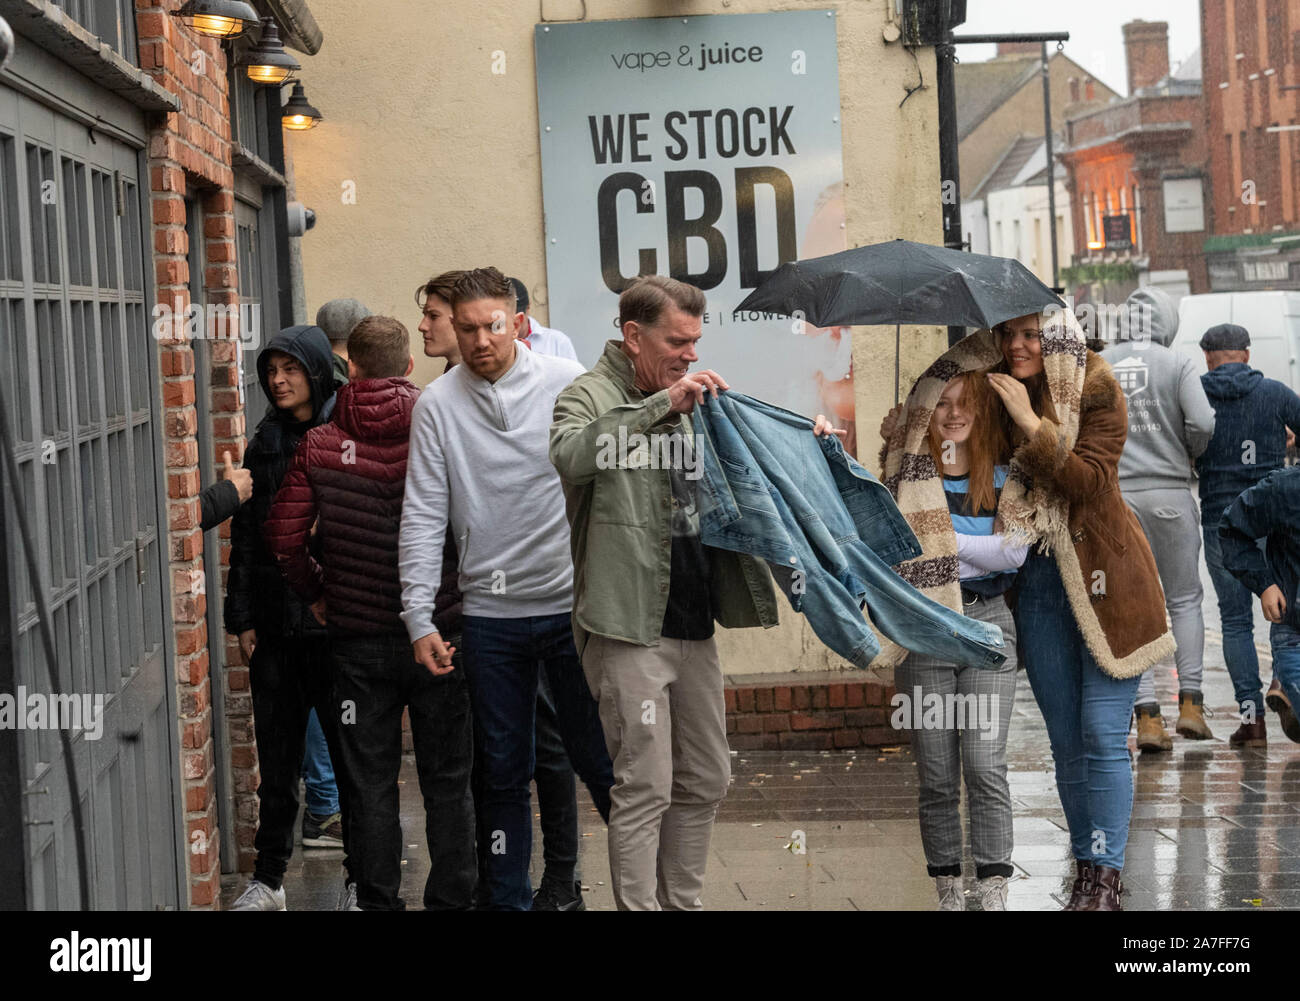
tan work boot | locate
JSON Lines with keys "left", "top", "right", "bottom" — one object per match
{"left": 1135, "top": 704, "right": 1173, "bottom": 752}
{"left": 1175, "top": 690, "right": 1213, "bottom": 740}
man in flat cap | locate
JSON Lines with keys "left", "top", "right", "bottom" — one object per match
{"left": 1196, "top": 322, "right": 1300, "bottom": 747}
{"left": 317, "top": 298, "right": 374, "bottom": 386}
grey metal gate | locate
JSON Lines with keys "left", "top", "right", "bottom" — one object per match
{"left": 0, "top": 87, "right": 181, "bottom": 909}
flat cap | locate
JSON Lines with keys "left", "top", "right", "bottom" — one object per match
{"left": 1199, "top": 323, "right": 1250, "bottom": 351}
{"left": 315, "top": 298, "right": 372, "bottom": 342}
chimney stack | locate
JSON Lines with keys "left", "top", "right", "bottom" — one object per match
{"left": 1122, "top": 20, "right": 1170, "bottom": 93}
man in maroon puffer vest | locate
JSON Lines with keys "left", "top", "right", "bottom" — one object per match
{"left": 266, "top": 315, "right": 475, "bottom": 910}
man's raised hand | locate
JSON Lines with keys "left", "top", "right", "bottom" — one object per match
{"left": 222, "top": 449, "right": 253, "bottom": 505}
{"left": 667, "top": 370, "right": 729, "bottom": 414}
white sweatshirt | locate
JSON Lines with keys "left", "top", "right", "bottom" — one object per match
{"left": 399, "top": 345, "right": 585, "bottom": 642}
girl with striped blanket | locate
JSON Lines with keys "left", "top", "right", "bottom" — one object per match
{"left": 885, "top": 371, "right": 1027, "bottom": 911}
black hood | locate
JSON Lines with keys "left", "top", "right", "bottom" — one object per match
{"left": 257, "top": 325, "right": 339, "bottom": 424}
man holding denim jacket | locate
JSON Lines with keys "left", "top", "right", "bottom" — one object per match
{"left": 550, "top": 275, "right": 842, "bottom": 910}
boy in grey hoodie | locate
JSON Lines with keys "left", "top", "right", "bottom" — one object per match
{"left": 1101, "top": 287, "right": 1216, "bottom": 750}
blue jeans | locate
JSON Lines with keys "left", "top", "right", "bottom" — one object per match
{"left": 1203, "top": 519, "right": 1263, "bottom": 717}
{"left": 301, "top": 708, "right": 340, "bottom": 817}
{"left": 1014, "top": 552, "right": 1140, "bottom": 870}
{"left": 461, "top": 613, "right": 614, "bottom": 910}
{"left": 1271, "top": 622, "right": 1300, "bottom": 725}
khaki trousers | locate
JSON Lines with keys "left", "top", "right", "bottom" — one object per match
{"left": 581, "top": 632, "right": 731, "bottom": 910}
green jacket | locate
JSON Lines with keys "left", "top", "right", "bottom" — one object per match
{"left": 549, "top": 340, "right": 778, "bottom": 655}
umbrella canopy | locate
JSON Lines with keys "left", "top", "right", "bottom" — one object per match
{"left": 735, "top": 238, "right": 1062, "bottom": 330}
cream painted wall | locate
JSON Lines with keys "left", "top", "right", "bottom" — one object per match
{"left": 293, "top": 0, "right": 943, "bottom": 675}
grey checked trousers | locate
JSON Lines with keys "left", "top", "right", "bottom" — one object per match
{"left": 895, "top": 592, "right": 1018, "bottom": 879}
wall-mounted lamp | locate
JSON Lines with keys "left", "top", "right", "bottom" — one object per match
{"left": 0, "top": 15, "right": 13, "bottom": 73}
{"left": 245, "top": 18, "right": 300, "bottom": 85}
{"left": 281, "top": 81, "right": 323, "bottom": 130}
{"left": 1086, "top": 240, "right": 1104, "bottom": 250}
{"left": 173, "top": 0, "right": 260, "bottom": 39}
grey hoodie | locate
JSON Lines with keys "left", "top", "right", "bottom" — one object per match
{"left": 1100, "top": 287, "right": 1216, "bottom": 491}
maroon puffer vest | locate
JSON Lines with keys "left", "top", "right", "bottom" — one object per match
{"left": 266, "top": 377, "right": 420, "bottom": 634}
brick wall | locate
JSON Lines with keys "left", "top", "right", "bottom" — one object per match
{"left": 136, "top": 1, "right": 242, "bottom": 910}
{"left": 1203, "top": 0, "right": 1300, "bottom": 237}
{"left": 725, "top": 674, "right": 908, "bottom": 751}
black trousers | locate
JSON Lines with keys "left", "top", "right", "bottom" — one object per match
{"left": 332, "top": 631, "right": 476, "bottom": 910}
{"left": 248, "top": 634, "right": 352, "bottom": 891}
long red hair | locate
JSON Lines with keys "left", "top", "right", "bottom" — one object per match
{"left": 927, "top": 372, "right": 1009, "bottom": 515}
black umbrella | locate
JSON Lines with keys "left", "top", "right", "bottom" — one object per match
{"left": 736, "top": 238, "right": 1062, "bottom": 402}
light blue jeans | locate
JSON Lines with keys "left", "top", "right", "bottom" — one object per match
{"left": 301, "top": 708, "right": 340, "bottom": 817}
{"left": 1270, "top": 622, "right": 1300, "bottom": 730}
{"left": 1015, "top": 552, "right": 1140, "bottom": 870}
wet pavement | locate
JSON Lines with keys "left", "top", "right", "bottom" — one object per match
{"left": 220, "top": 556, "right": 1300, "bottom": 911}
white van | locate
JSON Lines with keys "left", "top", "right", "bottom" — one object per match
{"left": 1169, "top": 290, "right": 1300, "bottom": 392}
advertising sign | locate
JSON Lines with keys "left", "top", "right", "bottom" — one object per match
{"left": 535, "top": 10, "right": 849, "bottom": 423}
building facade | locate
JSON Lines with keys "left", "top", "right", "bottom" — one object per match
{"left": 1058, "top": 20, "right": 1208, "bottom": 307}
{"left": 0, "top": 0, "right": 319, "bottom": 909}
{"left": 289, "top": 0, "right": 949, "bottom": 688}
{"left": 1201, "top": 0, "right": 1300, "bottom": 291}
{"left": 956, "top": 43, "right": 1118, "bottom": 204}
{"left": 963, "top": 134, "right": 1074, "bottom": 285}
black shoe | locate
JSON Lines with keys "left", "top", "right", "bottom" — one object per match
{"left": 531, "top": 879, "right": 585, "bottom": 911}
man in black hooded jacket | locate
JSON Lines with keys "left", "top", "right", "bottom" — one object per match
{"left": 225, "top": 325, "right": 352, "bottom": 910}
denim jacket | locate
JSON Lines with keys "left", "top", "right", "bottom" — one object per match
{"left": 691, "top": 391, "right": 1008, "bottom": 670}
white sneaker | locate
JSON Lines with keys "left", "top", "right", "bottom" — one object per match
{"left": 231, "top": 879, "right": 286, "bottom": 911}
{"left": 935, "top": 875, "right": 965, "bottom": 911}
{"left": 336, "top": 880, "right": 357, "bottom": 911}
{"left": 976, "top": 875, "right": 1009, "bottom": 911}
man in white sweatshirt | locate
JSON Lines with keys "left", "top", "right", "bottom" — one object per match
{"left": 398, "top": 267, "right": 613, "bottom": 911}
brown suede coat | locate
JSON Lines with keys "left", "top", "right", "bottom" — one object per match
{"left": 1012, "top": 351, "right": 1175, "bottom": 678}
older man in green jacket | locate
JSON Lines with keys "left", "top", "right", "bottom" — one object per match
{"left": 550, "top": 274, "right": 841, "bottom": 910}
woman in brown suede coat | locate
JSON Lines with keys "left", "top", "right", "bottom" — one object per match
{"left": 986, "top": 310, "right": 1174, "bottom": 912}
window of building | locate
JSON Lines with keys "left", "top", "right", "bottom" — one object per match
{"left": 228, "top": 67, "right": 272, "bottom": 165}
{"left": 49, "top": 0, "right": 139, "bottom": 66}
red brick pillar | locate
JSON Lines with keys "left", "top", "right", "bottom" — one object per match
{"left": 137, "top": 1, "right": 243, "bottom": 909}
